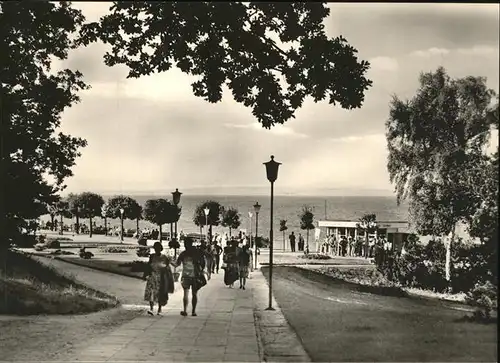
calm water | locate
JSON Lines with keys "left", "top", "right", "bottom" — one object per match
{"left": 43, "top": 195, "right": 410, "bottom": 247}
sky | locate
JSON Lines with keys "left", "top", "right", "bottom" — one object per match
{"left": 56, "top": 3, "right": 499, "bottom": 196}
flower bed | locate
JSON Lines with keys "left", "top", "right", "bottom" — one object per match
{"left": 98, "top": 246, "right": 129, "bottom": 253}
{"left": 299, "top": 253, "right": 332, "bottom": 260}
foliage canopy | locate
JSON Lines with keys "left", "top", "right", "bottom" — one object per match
{"left": 78, "top": 2, "right": 372, "bottom": 128}
{"left": 1, "top": 1, "right": 88, "bottom": 245}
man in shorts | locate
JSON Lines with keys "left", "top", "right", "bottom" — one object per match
{"left": 175, "top": 237, "right": 205, "bottom": 316}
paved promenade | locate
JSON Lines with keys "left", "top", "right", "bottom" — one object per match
{"left": 72, "top": 271, "right": 261, "bottom": 362}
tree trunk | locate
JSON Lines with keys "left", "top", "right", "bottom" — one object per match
{"left": 170, "top": 223, "right": 173, "bottom": 240}
{"left": 60, "top": 214, "right": 63, "bottom": 235}
{"left": 229, "top": 227, "right": 232, "bottom": 238}
{"left": 159, "top": 224, "right": 163, "bottom": 243}
{"left": 136, "top": 218, "right": 139, "bottom": 237}
{"left": 364, "top": 231, "right": 369, "bottom": 258}
{"left": 89, "top": 217, "right": 93, "bottom": 237}
{"left": 306, "top": 229, "right": 309, "bottom": 253}
{"left": 104, "top": 217, "right": 107, "bottom": 236}
{"left": 50, "top": 215, "right": 55, "bottom": 231}
{"left": 76, "top": 215, "right": 80, "bottom": 234}
{"left": 445, "top": 223, "right": 456, "bottom": 284}
{"left": 283, "top": 231, "right": 285, "bottom": 252}
{"left": 209, "top": 225, "right": 213, "bottom": 241}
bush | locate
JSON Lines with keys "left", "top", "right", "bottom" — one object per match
{"left": 376, "top": 237, "right": 497, "bottom": 295}
{"left": 376, "top": 239, "right": 449, "bottom": 292}
{"left": 299, "top": 253, "right": 332, "bottom": 260}
{"left": 92, "top": 226, "right": 107, "bottom": 235}
{"left": 465, "top": 281, "right": 498, "bottom": 321}
{"left": 255, "top": 236, "right": 270, "bottom": 248}
{"left": 45, "top": 239, "right": 60, "bottom": 249}
{"left": 49, "top": 249, "right": 75, "bottom": 256}
{"left": 99, "top": 246, "right": 128, "bottom": 253}
{"left": 13, "top": 234, "right": 37, "bottom": 248}
{"left": 136, "top": 246, "right": 150, "bottom": 257}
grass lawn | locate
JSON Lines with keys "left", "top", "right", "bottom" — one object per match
{"left": 0, "top": 250, "right": 119, "bottom": 315}
{"left": 263, "top": 266, "right": 497, "bottom": 362}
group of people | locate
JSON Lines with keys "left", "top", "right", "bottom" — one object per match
{"left": 318, "top": 234, "right": 394, "bottom": 258}
{"left": 142, "top": 232, "right": 255, "bottom": 316}
{"left": 288, "top": 231, "right": 307, "bottom": 253}
{"left": 143, "top": 237, "right": 206, "bottom": 317}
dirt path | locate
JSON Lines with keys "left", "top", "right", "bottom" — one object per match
{"left": 0, "top": 257, "right": 147, "bottom": 361}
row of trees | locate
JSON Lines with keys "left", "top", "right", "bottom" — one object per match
{"left": 47, "top": 193, "right": 180, "bottom": 240}
{"left": 193, "top": 201, "right": 242, "bottom": 238}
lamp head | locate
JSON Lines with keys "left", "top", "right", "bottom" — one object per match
{"left": 172, "top": 188, "right": 182, "bottom": 205}
{"left": 203, "top": 207, "right": 210, "bottom": 216}
{"left": 253, "top": 202, "right": 261, "bottom": 214}
{"left": 263, "top": 155, "right": 281, "bottom": 183}
{"left": 119, "top": 208, "right": 124, "bottom": 215}
{"left": 248, "top": 211, "right": 253, "bottom": 218}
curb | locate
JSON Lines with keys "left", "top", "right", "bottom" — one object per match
{"left": 252, "top": 269, "right": 311, "bottom": 362}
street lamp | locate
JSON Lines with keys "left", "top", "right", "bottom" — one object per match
{"left": 253, "top": 201, "right": 261, "bottom": 269}
{"left": 248, "top": 211, "right": 253, "bottom": 247}
{"left": 101, "top": 204, "right": 108, "bottom": 236}
{"left": 248, "top": 211, "right": 253, "bottom": 268}
{"left": 172, "top": 188, "right": 182, "bottom": 240}
{"left": 119, "top": 208, "right": 124, "bottom": 243}
{"left": 75, "top": 205, "right": 80, "bottom": 235}
{"left": 263, "top": 155, "right": 281, "bottom": 311}
{"left": 203, "top": 207, "right": 210, "bottom": 241}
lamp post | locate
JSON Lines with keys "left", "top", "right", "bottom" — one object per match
{"left": 172, "top": 188, "right": 182, "bottom": 240}
{"left": 253, "top": 202, "right": 261, "bottom": 268}
{"left": 101, "top": 204, "right": 108, "bottom": 236}
{"left": 204, "top": 207, "right": 210, "bottom": 241}
{"left": 75, "top": 205, "right": 80, "bottom": 235}
{"left": 263, "top": 155, "right": 281, "bottom": 311}
{"left": 248, "top": 211, "right": 253, "bottom": 247}
{"left": 248, "top": 211, "right": 253, "bottom": 269}
{"left": 120, "top": 208, "right": 124, "bottom": 243}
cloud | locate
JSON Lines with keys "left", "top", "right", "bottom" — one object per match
{"left": 410, "top": 45, "right": 499, "bottom": 58}
{"left": 369, "top": 57, "right": 399, "bottom": 72}
{"left": 457, "top": 45, "right": 499, "bottom": 56}
{"left": 410, "top": 47, "right": 451, "bottom": 58}
{"left": 224, "top": 123, "right": 309, "bottom": 139}
{"left": 328, "top": 134, "right": 385, "bottom": 143}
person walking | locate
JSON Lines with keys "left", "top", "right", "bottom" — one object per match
{"left": 289, "top": 231, "right": 296, "bottom": 252}
{"left": 298, "top": 233, "right": 305, "bottom": 251}
{"left": 143, "top": 242, "right": 174, "bottom": 316}
{"left": 201, "top": 240, "right": 214, "bottom": 281}
{"left": 175, "top": 237, "right": 205, "bottom": 317}
{"left": 223, "top": 240, "right": 239, "bottom": 288}
{"left": 238, "top": 245, "right": 251, "bottom": 289}
{"left": 213, "top": 241, "right": 222, "bottom": 274}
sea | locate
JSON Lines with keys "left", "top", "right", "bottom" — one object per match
{"left": 41, "top": 195, "right": 415, "bottom": 248}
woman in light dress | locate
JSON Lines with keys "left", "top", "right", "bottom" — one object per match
{"left": 143, "top": 242, "right": 174, "bottom": 315}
